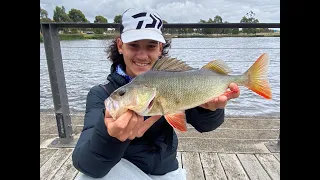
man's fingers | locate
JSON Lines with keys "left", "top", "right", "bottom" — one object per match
{"left": 222, "top": 90, "right": 234, "bottom": 100}
{"left": 132, "top": 115, "right": 144, "bottom": 137}
{"left": 217, "top": 95, "right": 227, "bottom": 108}
{"left": 137, "top": 115, "right": 162, "bottom": 137}
{"left": 113, "top": 110, "right": 133, "bottom": 130}
{"left": 228, "top": 83, "right": 240, "bottom": 99}
{"left": 229, "top": 83, "right": 239, "bottom": 92}
{"left": 122, "top": 113, "right": 138, "bottom": 139}
{"left": 104, "top": 109, "right": 117, "bottom": 131}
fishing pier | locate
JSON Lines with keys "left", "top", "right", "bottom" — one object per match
{"left": 40, "top": 22, "right": 280, "bottom": 180}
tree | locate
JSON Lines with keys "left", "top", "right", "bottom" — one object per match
{"left": 232, "top": 27, "right": 240, "bottom": 34}
{"left": 240, "top": 11, "right": 259, "bottom": 34}
{"left": 94, "top": 15, "right": 107, "bottom": 23}
{"left": 93, "top": 15, "right": 108, "bottom": 34}
{"left": 114, "top": 15, "right": 122, "bottom": 23}
{"left": 40, "top": 7, "right": 52, "bottom": 22}
{"left": 40, "top": 7, "right": 48, "bottom": 19}
{"left": 53, "top": 6, "right": 71, "bottom": 33}
{"left": 67, "top": 8, "right": 89, "bottom": 33}
{"left": 223, "top": 21, "right": 232, "bottom": 34}
{"left": 162, "top": 20, "right": 173, "bottom": 34}
{"left": 53, "top": 6, "right": 71, "bottom": 22}
{"left": 68, "top": 8, "right": 88, "bottom": 22}
{"left": 113, "top": 15, "right": 122, "bottom": 32}
{"left": 199, "top": 19, "right": 213, "bottom": 34}
{"left": 213, "top": 15, "right": 223, "bottom": 34}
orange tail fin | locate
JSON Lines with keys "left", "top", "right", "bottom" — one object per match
{"left": 244, "top": 53, "right": 272, "bottom": 99}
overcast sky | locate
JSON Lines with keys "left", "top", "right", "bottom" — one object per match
{"left": 40, "top": 0, "right": 279, "bottom": 24}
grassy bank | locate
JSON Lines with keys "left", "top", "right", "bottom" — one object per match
{"left": 40, "top": 32, "right": 280, "bottom": 42}
{"left": 40, "top": 33, "right": 117, "bottom": 42}
{"left": 175, "top": 33, "right": 280, "bottom": 38}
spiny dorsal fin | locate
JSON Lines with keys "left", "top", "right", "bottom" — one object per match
{"left": 152, "top": 57, "right": 194, "bottom": 71}
{"left": 201, "top": 59, "right": 232, "bottom": 75}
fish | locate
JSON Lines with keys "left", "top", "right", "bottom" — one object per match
{"left": 104, "top": 53, "right": 272, "bottom": 132}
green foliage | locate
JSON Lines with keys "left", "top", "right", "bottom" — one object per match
{"left": 94, "top": 15, "right": 108, "bottom": 23}
{"left": 53, "top": 6, "right": 71, "bottom": 22}
{"left": 231, "top": 28, "right": 240, "bottom": 34}
{"left": 40, "top": 32, "right": 279, "bottom": 43}
{"left": 93, "top": 15, "right": 108, "bottom": 34}
{"left": 60, "top": 34, "right": 85, "bottom": 40}
{"left": 240, "top": 11, "right": 259, "bottom": 34}
{"left": 40, "top": 6, "right": 277, "bottom": 36}
{"left": 223, "top": 21, "right": 232, "bottom": 34}
{"left": 212, "top": 15, "right": 223, "bottom": 34}
{"left": 40, "top": 6, "right": 52, "bottom": 22}
{"left": 40, "top": 8, "right": 48, "bottom": 19}
{"left": 68, "top": 8, "right": 88, "bottom": 22}
{"left": 113, "top": 15, "right": 122, "bottom": 23}
{"left": 40, "top": 18, "right": 52, "bottom": 22}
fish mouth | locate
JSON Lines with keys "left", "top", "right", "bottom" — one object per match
{"left": 104, "top": 98, "right": 117, "bottom": 119}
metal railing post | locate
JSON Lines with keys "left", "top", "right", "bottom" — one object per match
{"left": 41, "top": 24, "right": 73, "bottom": 144}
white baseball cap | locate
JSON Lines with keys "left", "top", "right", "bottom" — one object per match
{"left": 120, "top": 8, "right": 166, "bottom": 43}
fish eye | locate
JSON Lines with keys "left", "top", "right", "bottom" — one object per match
{"left": 118, "top": 89, "right": 126, "bottom": 96}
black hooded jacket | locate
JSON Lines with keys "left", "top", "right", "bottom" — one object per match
{"left": 72, "top": 65, "right": 225, "bottom": 178}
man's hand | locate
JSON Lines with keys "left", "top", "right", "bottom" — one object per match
{"left": 104, "top": 109, "right": 161, "bottom": 142}
{"left": 199, "top": 83, "right": 240, "bottom": 111}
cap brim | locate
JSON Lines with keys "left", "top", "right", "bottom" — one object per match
{"left": 121, "top": 29, "right": 166, "bottom": 43}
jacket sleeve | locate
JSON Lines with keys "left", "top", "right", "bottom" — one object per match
{"left": 185, "top": 106, "right": 225, "bottom": 132}
{"left": 72, "top": 85, "right": 130, "bottom": 178}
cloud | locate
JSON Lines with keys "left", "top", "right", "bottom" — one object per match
{"left": 40, "top": 0, "right": 279, "bottom": 23}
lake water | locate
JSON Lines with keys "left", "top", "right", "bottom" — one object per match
{"left": 40, "top": 37, "right": 280, "bottom": 118}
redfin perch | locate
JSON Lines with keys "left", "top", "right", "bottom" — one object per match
{"left": 105, "top": 53, "right": 272, "bottom": 132}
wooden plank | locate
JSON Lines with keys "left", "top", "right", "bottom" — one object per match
{"left": 41, "top": 135, "right": 58, "bottom": 145}
{"left": 218, "top": 153, "right": 249, "bottom": 180}
{"left": 178, "top": 138, "right": 270, "bottom": 153}
{"left": 273, "top": 153, "right": 280, "bottom": 162}
{"left": 176, "top": 151, "right": 182, "bottom": 168}
{"left": 182, "top": 152, "right": 205, "bottom": 180}
{"left": 51, "top": 155, "right": 78, "bottom": 180}
{"left": 175, "top": 128, "right": 279, "bottom": 140}
{"left": 256, "top": 154, "right": 280, "bottom": 180}
{"left": 40, "top": 148, "right": 58, "bottom": 168}
{"left": 50, "top": 155, "right": 79, "bottom": 180}
{"left": 41, "top": 126, "right": 83, "bottom": 135}
{"left": 40, "top": 148, "right": 73, "bottom": 180}
{"left": 237, "top": 154, "right": 271, "bottom": 180}
{"left": 199, "top": 152, "right": 227, "bottom": 180}
{"left": 74, "top": 172, "right": 82, "bottom": 180}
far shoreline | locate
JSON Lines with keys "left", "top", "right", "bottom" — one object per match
{"left": 40, "top": 32, "right": 280, "bottom": 42}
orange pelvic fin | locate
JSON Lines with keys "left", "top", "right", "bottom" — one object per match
{"left": 164, "top": 111, "right": 187, "bottom": 132}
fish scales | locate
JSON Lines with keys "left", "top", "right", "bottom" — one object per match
{"left": 134, "top": 69, "right": 244, "bottom": 115}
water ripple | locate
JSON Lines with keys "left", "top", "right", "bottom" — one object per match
{"left": 40, "top": 37, "right": 280, "bottom": 117}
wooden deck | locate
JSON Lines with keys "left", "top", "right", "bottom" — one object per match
{"left": 40, "top": 112, "right": 280, "bottom": 180}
